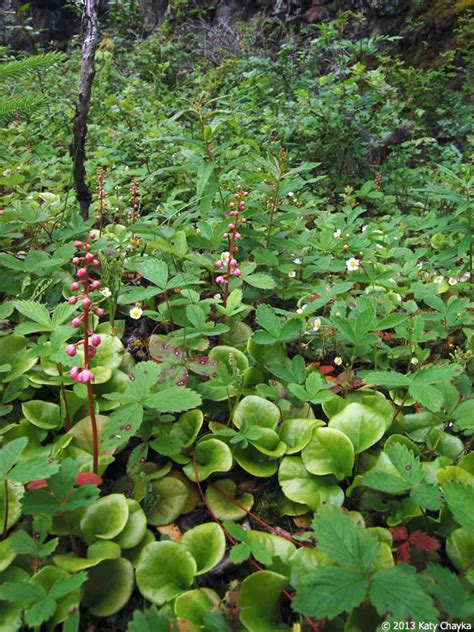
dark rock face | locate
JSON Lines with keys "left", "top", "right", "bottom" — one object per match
{"left": 0, "top": 0, "right": 411, "bottom": 49}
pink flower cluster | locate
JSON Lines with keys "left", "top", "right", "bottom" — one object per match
{"left": 215, "top": 184, "right": 248, "bottom": 286}
{"left": 67, "top": 233, "right": 103, "bottom": 383}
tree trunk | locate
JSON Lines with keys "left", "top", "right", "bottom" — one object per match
{"left": 70, "top": 0, "right": 100, "bottom": 220}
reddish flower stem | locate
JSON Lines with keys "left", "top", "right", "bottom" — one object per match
{"left": 192, "top": 449, "right": 322, "bottom": 632}
{"left": 83, "top": 275, "right": 99, "bottom": 474}
{"left": 223, "top": 210, "right": 240, "bottom": 308}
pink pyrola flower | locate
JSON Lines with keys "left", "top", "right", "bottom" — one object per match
{"left": 78, "top": 369, "right": 94, "bottom": 383}
{"left": 90, "top": 280, "right": 101, "bottom": 290}
{"left": 82, "top": 297, "right": 92, "bottom": 308}
{"left": 91, "top": 334, "right": 101, "bottom": 347}
{"left": 77, "top": 268, "right": 87, "bottom": 278}
{"left": 68, "top": 297, "right": 77, "bottom": 305}
{"left": 70, "top": 282, "right": 80, "bottom": 291}
{"left": 66, "top": 344, "right": 76, "bottom": 357}
{"left": 71, "top": 317, "right": 81, "bottom": 328}
{"left": 70, "top": 366, "right": 81, "bottom": 380}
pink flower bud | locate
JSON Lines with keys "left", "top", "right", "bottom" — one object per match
{"left": 72, "top": 257, "right": 80, "bottom": 265}
{"left": 215, "top": 260, "right": 223, "bottom": 269}
{"left": 92, "top": 259, "right": 99, "bottom": 266}
{"left": 82, "top": 297, "right": 92, "bottom": 308}
{"left": 228, "top": 223, "right": 235, "bottom": 230}
{"left": 68, "top": 297, "right": 77, "bottom": 305}
{"left": 90, "top": 279, "right": 101, "bottom": 290}
{"left": 223, "top": 233, "right": 228, "bottom": 238}
{"left": 241, "top": 218, "right": 247, "bottom": 224}
{"left": 96, "top": 307, "right": 104, "bottom": 317}
{"left": 91, "top": 334, "right": 101, "bottom": 347}
{"left": 70, "top": 366, "right": 81, "bottom": 380}
{"left": 215, "top": 276, "right": 225, "bottom": 284}
{"left": 70, "top": 282, "right": 80, "bottom": 291}
{"left": 85, "top": 252, "right": 94, "bottom": 262}
{"left": 244, "top": 191, "right": 249, "bottom": 196}
{"left": 74, "top": 240, "right": 83, "bottom": 247}
{"left": 89, "top": 232, "right": 97, "bottom": 240}
{"left": 78, "top": 369, "right": 94, "bottom": 383}
{"left": 229, "top": 210, "right": 238, "bottom": 216}
{"left": 66, "top": 344, "right": 76, "bottom": 357}
{"left": 88, "top": 347, "right": 96, "bottom": 358}
{"left": 229, "top": 202, "right": 235, "bottom": 208}
{"left": 230, "top": 259, "right": 237, "bottom": 267}
{"left": 233, "top": 268, "right": 241, "bottom": 277}
{"left": 233, "top": 193, "right": 240, "bottom": 199}
{"left": 71, "top": 317, "right": 81, "bottom": 328}
{"left": 239, "top": 201, "right": 246, "bottom": 210}
{"left": 77, "top": 268, "right": 87, "bottom": 278}
{"left": 235, "top": 233, "right": 241, "bottom": 240}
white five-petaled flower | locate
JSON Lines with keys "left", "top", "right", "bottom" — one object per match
{"left": 296, "top": 304, "right": 307, "bottom": 315}
{"left": 129, "top": 306, "right": 143, "bottom": 320}
{"left": 433, "top": 275, "right": 444, "bottom": 284}
{"left": 460, "top": 272, "right": 471, "bottom": 282}
{"left": 312, "top": 317, "right": 321, "bottom": 332}
{"left": 288, "top": 270, "right": 296, "bottom": 278}
{"left": 288, "top": 191, "right": 294, "bottom": 197}
{"left": 346, "top": 257, "right": 360, "bottom": 272}
{"left": 333, "top": 229, "right": 341, "bottom": 239}
{"left": 448, "top": 277, "right": 458, "bottom": 286}
{"left": 334, "top": 356, "right": 343, "bottom": 366}
{"left": 410, "top": 357, "right": 419, "bottom": 366}
{"left": 220, "top": 251, "right": 230, "bottom": 264}
{"left": 293, "top": 257, "right": 302, "bottom": 265}
{"left": 100, "top": 287, "right": 112, "bottom": 298}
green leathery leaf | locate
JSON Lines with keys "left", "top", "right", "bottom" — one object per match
{"left": 80, "top": 493, "right": 130, "bottom": 544}
{"left": 183, "top": 438, "right": 232, "bottom": 482}
{"left": 278, "top": 457, "right": 344, "bottom": 510}
{"left": 233, "top": 395, "right": 280, "bottom": 430}
{"left": 147, "top": 476, "right": 189, "bottom": 526}
{"left": 181, "top": 523, "right": 226, "bottom": 575}
{"left": 302, "top": 426, "right": 355, "bottom": 479}
{"left": 21, "top": 400, "right": 60, "bottom": 429}
{"left": 279, "top": 418, "right": 324, "bottom": 454}
{"left": 112, "top": 498, "right": 147, "bottom": 548}
{"left": 237, "top": 571, "right": 288, "bottom": 632}
{"left": 205, "top": 478, "right": 254, "bottom": 521}
{"left": 328, "top": 403, "right": 386, "bottom": 453}
{"left": 82, "top": 557, "right": 134, "bottom": 617}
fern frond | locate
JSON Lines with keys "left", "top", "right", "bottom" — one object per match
{"left": 0, "top": 51, "right": 64, "bottom": 81}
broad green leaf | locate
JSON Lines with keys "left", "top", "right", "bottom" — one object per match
{"left": 293, "top": 567, "right": 368, "bottom": 619}
{"left": 278, "top": 457, "right": 344, "bottom": 510}
{"left": 256, "top": 304, "right": 281, "bottom": 338}
{"left": 0, "top": 437, "right": 28, "bottom": 479}
{"left": 312, "top": 505, "right": 379, "bottom": 572}
{"left": 237, "top": 571, "right": 288, "bottom": 632}
{"left": 359, "top": 370, "right": 411, "bottom": 388}
{"left": 245, "top": 273, "right": 276, "bottom": 289}
{"left": 181, "top": 523, "right": 226, "bottom": 575}
{"left": 427, "top": 562, "right": 474, "bottom": 618}
{"left": 80, "top": 494, "right": 130, "bottom": 544}
{"left": 385, "top": 443, "right": 424, "bottom": 486}
{"left": 369, "top": 564, "right": 438, "bottom": 623}
{"left": 82, "top": 558, "right": 134, "bottom": 617}
{"left": 328, "top": 403, "right": 386, "bottom": 453}
{"left": 302, "top": 427, "right": 354, "bottom": 479}
{"left": 443, "top": 482, "right": 474, "bottom": 532}
{"left": 15, "top": 300, "right": 51, "bottom": 328}
{"left": 22, "top": 400, "right": 61, "bottom": 429}
{"left": 145, "top": 386, "right": 202, "bottom": 412}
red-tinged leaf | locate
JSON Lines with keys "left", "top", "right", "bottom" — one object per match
{"left": 319, "top": 365, "right": 335, "bottom": 375}
{"left": 27, "top": 478, "right": 47, "bottom": 490}
{"left": 409, "top": 530, "right": 440, "bottom": 552}
{"left": 307, "top": 293, "right": 321, "bottom": 302}
{"left": 75, "top": 472, "right": 103, "bottom": 486}
{"left": 396, "top": 541, "right": 411, "bottom": 564}
{"left": 390, "top": 525, "right": 408, "bottom": 541}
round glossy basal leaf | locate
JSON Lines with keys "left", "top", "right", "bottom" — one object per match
{"left": 328, "top": 403, "right": 386, "bottom": 453}
{"left": 147, "top": 476, "right": 189, "bottom": 526}
{"left": 247, "top": 336, "right": 287, "bottom": 366}
{"left": 278, "top": 457, "right": 344, "bottom": 510}
{"left": 80, "top": 493, "right": 129, "bottom": 544}
{"left": 426, "top": 428, "right": 464, "bottom": 459}
{"left": 122, "top": 529, "right": 155, "bottom": 567}
{"left": 277, "top": 495, "right": 309, "bottom": 517}
{"left": 112, "top": 498, "right": 147, "bottom": 549}
{"left": 0, "top": 481, "right": 24, "bottom": 532}
{"left": 348, "top": 391, "right": 394, "bottom": 431}
{"left": 90, "top": 334, "right": 124, "bottom": 370}
{"left": 205, "top": 478, "right": 254, "bottom": 521}
{"left": 21, "top": 400, "right": 60, "bottom": 429}
{"left": 174, "top": 409, "right": 204, "bottom": 448}
{"left": 54, "top": 541, "right": 121, "bottom": 572}
{"left": 183, "top": 438, "right": 232, "bottom": 482}
{"left": 30, "top": 565, "right": 81, "bottom": 626}
{"left": 82, "top": 557, "right": 134, "bottom": 617}
{"left": 136, "top": 541, "right": 197, "bottom": 605}
{"left": 234, "top": 444, "right": 279, "bottom": 478}
{"left": 237, "top": 571, "right": 288, "bottom": 632}
{"left": 175, "top": 588, "right": 220, "bottom": 626}
{"left": 181, "top": 523, "right": 226, "bottom": 575}
{"left": 209, "top": 345, "right": 249, "bottom": 372}
{"left": 250, "top": 428, "right": 287, "bottom": 458}
{"left": 302, "top": 427, "right": 354, "bottom": 480}
{"left": 233, "top": 395, "right": 280, "bottom": 430}
{"left": 279, "top": 418, "right": 324, "bottom": 454}
{"left": 0, "top": 536, "right": 17, "bottom": 572}
{"left": 68, "top": 414, "right": 111, "bottom": 455}
{"left": 446, "top": 528, "right": 474, "bottom": 571}
{"left": 168, "top": 470, "right": 199, "bottom": 514}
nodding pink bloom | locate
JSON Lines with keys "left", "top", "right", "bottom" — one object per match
{"left": 71, "top": 317, "right": 81, "bottom": 328}
{"left": 235, "top": 233, "right": 241, "bottom": 240}
{"left": 96, "top": 307, "right": 105, "bottom": 317}
{"left": 241, "top": 217, "right": 247, "bottom": 224}
{"left": 72, "top": 257, "right": 80, "bottom": 265}
{"left": 84, "top": 252, "right": 94, "bottom": 262}
{"left": 223, "top": 233, "right": 228, "bottom": 238}
{"left": 230, "top": 259, "right": 237, "bottom": 267}
{"left": 70, "top": 282, "right": 80, "bottom": 291}
{"left": 89, "top": 232, "right": 97, "bottom": 240}
{"left": 215, "top": 276, "right": 226, "bottom": 284}
{"left": 88, "top": 347, "right": 96, "bottom": 358}
{"left": 215, "top": 260, "right": 223, "bottom": 269}
{"left": 77, "top": 268, "right": 87, "bottom": 278}
{"left": 68, "top": 297, "right": 77, "bottom": 305}
{"left": 66, "top": 344, "right": 76, "bottom": 357}
{"left": 78, "top": 369, "right": 94, "bottom": 383}
{"left": 70, "top": 366, "right": 81, "bottom": 380}
{"left": 244, "top": 191, "right": 249, "bottom": 196}
{"left": 232, "top": 268, "right": 241, "bottom": 277}
{"left": 90, "top": 280, "right": 101, "bottom": 290}
{"left": 233, "top": 193, "right": 240, "bottom": 199}
{"left": 92, "top": 259, "right": 99, "bottom": 266}
{"left": 74, "top": 241, "right": 83, "bottom": 247}
{"left": 91, "top": 334, "right": 101, "bottom": 347}
{"left": 239, "top": 201, "right": 246, "bottom": 210}
{"left": 82, "top": 297, "right": 92, "bottom": 308}
{"left": 228, "top": 223, "right": 235, "bottom": 230}
{"left": 229, "top": 210, "right": 238, "bottom": 216}
{"left": 229, "top": 202, "right": 235, "bottom": 208}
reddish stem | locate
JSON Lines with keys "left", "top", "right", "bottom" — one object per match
{"left": 192, "top": 449, "right": 321, "bottom": 632}
{"left": 223, "top": 211, "right": 240, "bottom": 308}
{"left": 83, "top": 276, "right": 99, "bottom": 474}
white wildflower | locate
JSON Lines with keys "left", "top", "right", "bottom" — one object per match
{"left": 346, "top": 257, "right": 360, "bottom": 272}
{"left": 334, "top": 357, "right": 343, "bottom": 366}
{"left": 129, "top": 306, "right": 143, "bottom": 320}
